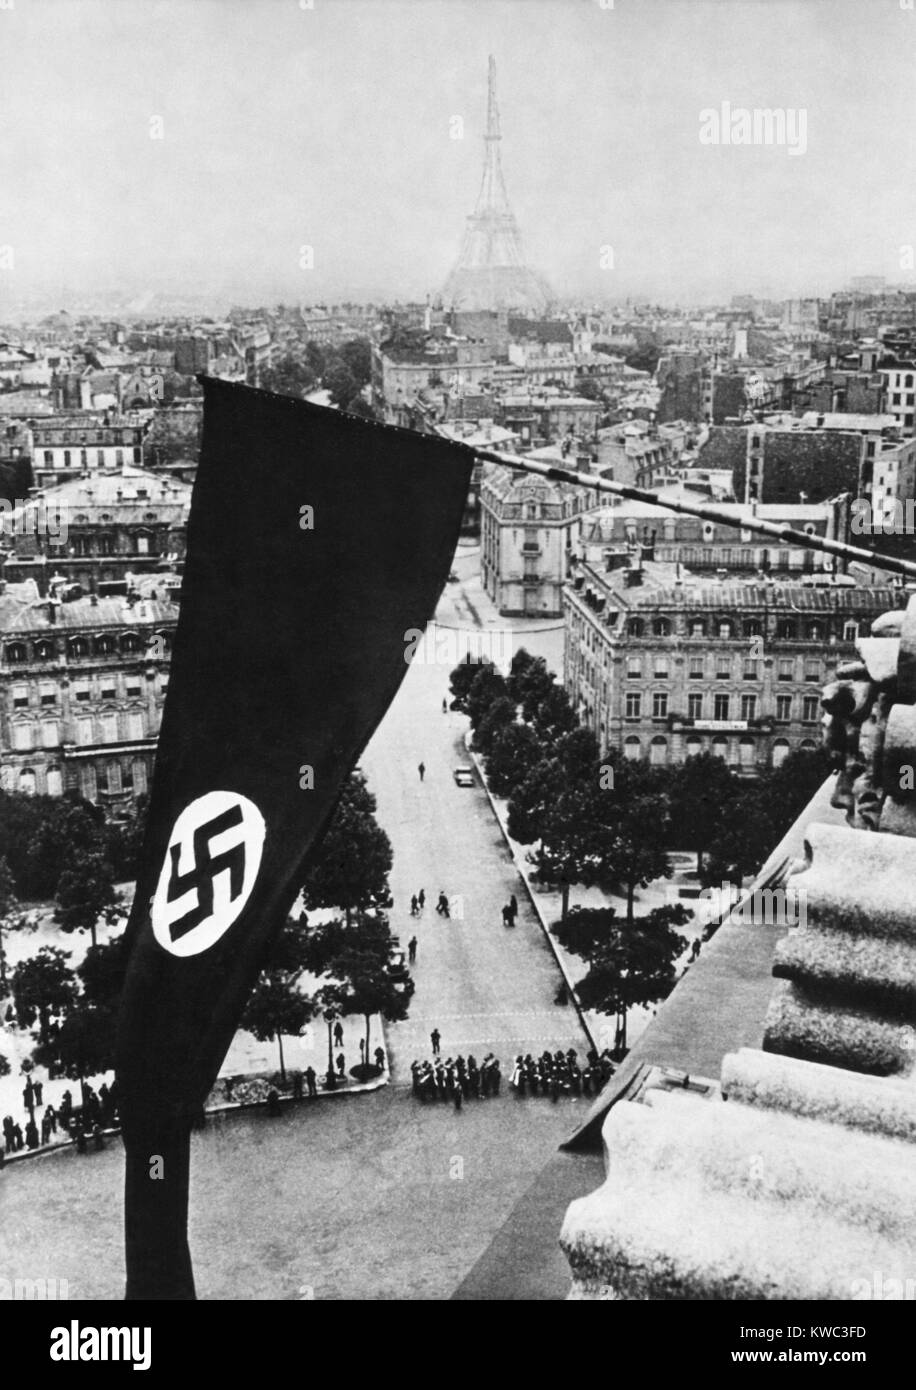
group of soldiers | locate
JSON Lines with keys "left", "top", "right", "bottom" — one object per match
{"left": 2, "top": 1078, "right": 118, "bottom": 1160}
{"left": 410, "top": 1053, "right": 501, "bottom": 1106}
{"left": 509, "top": 1048, "right": 616, "bottom": 1100}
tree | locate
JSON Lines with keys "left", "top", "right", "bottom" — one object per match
{"left": 466, "top": 664, "right": 510, "bottom": 730}
{"left": 668, "top": 753, "right": 737, "bottom": 872}
{"left": 24, "top": 799, "right": 108, "bottom": 901}
{"left": 594, "top": 757, "right": 673, "bottom": 930}
{"left": 324, "top": 361, "right": 358, "bottom": 409}
{"left": 241, "top": 971, "right": 314, "bottom": 1082}
{"left": 54, "top": 850, "right": 121, "bottom": 948}
{"left": 555, "top": 902, "right": 690, "bottom": 1055}
{"left": 301, "top": 912, "right": 412, "bottom": 1080}
{"left": 508, "top": 652, "right": 556, "bottom": 723}
{"left": 104, "top": 795, "right": 149, "bottom": 882}
{"left": 530, "top": 684, "right": 578, "bottom": 746}
{"left": 299, "top": 775, "right": 393, "bottom": 926}
{"left": 472, "top": 696, "right": 516, "bottom": 758}
{"left": 33, "top": 1004, "right": 116, "bottom": 1090}
{"left": 79, "top": 937, "right": 127, "bottom": 1012}
{"left": 9, "top": 947, "right": 76, "bottom": 1045}
{"left": 338, "top": 338, "right": 372, "bottom": 388}
{"left": 259, "top": 355, "right": 317, "bottom": 399}
{"left": 484, "top": 721, "right": 543, "bottom": 799}
{"left": 448, "top": 653, "right": 494, "bottom": 714}
{"left": 0, "top": 855, "right": 31, "bottom": 991}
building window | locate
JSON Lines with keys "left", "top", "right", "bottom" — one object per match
{"left": 718, "top": 620, "right": 733, "bottom": 639}
{"left": 18, "top": 769, "right": 36, "bottom": 796}
{"left": 41, "top": 720, "right": 59, "bottom": 748}
{"left": 63, "top": 450, "right": 71, "bottom": 467}
{"left": 685, "top": 737, "right": 702, "bottom": 758}
{"left": 689, "top": 620, "right": 705, "bottom": 638}
{"left": 843, "top": 620, "right": 859, "bottom": 642}
{"left": 653, "top": 618, "right": 670, "bottom": 637}
{"left": 777, "top": 620, "right": 796, "bottom": 640}
{"left": 77, "top": 717, "right": 94, "bottom": 746}
{"left": 11, "top": 684, "right": 28, "bottom": 708}
{"left": 804, "top": 664, "right": 820, "bottom": 683}
{"left": 688, "top": 692, "right": 703, "bottom": 719}
{"left": 624, "top": 737, "right": 641, "bottom": 761}
{"left": 43, "top": 450, "right": 53, "bottom": 466}
{"left": 625, "top": 692, "right": 641, "bottom": 719}
{"left": 654, "top": 661, "right": 668, "bottom": 679}
{"left": 716, "top": 659, "right": 730, "bottom": 679}
{"left": 711, "top": 737, "right": 728, "bottom": 760}
{"left": 772, "top": 739, "right": 790, "bottom": 768}
{"left": 97, "top": 449, "right": 105, "bottom": 467}
{"left": 12, "top": 723, "right": 34, "bottom": 751}
{"left": 714, "top": 693, "right": 730, "bottom": 720}
{"left": 627, "top": 618, "right": 644, "bottom": 637}
{"left": 808, "top": 622, "right": 824, "bottom": 641}
{"left": 101, "top": 685, "right": 116, "bottom": 701}
{"left": 39, "top": 682, "right": 57, "bottom": 706}
{"left": 5, "top": 643, "right": 27, "bottom": 664}
{"left": 46, "top": 766, "right": 63, "bottom": 797}
{"left": 652, "top": 692, "right": 668, "bottom": 719}
{"left": 776, "top": 694, "right": 792, "bottom": 722}
{"left": 133, "top": 447, "right": 142, "bottom": 463}
{"left": 802, "top": 695, "right": 820, "bottom": 722}
{"left": 649, "top": 736, "right": 667, "bottom": 766}
{"left": 739, "top": 738, "right": 755, "bottom": 768}
{"left": 626, "top": 658, "right": 641, "bottom": 679}
{"left": 101, "top": 712, "right": 119, "bottom": 741}
{"left": 741, "top": 694, "right": 756, "bottom": 720}
{"left": 778, "top": 659, "right": 793, "bottom": 681}
{"left": 127, "top": 710, "right": 145, "bottom": 739}
{"left": 689, "top": 659, "right": 704, "bottom": 679}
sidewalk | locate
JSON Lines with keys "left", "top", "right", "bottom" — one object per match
{"left": 0, "top": 897, "right": 388, "bottom": 1167}
{"left": 465, "top": 733, "right": 705, "bottom": 1058}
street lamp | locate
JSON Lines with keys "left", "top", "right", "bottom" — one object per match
{"left": 323, "top": 1009, "right": 337, "bottom": 1091}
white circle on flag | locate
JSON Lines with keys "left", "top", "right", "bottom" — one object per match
{"left": 151, "top": 790, "right": 266, "bottom": 958}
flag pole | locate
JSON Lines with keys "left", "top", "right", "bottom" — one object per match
{"left": 443, "top": 434, "right": 916, "bottom": 582}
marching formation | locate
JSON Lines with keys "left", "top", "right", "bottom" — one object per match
{"left": 410, "top": 1052, "right": 502, "bottom": 1108}
{"left": 509, "top": 1049, "right": 616, "bottom": 1100}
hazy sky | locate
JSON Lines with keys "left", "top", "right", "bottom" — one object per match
{"left": 1, "top": 0, "right": 915, "bottom": 309}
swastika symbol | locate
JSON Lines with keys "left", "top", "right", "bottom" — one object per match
{"left": 152, "top": 791, "right": 266, "bottom": 958}
{"left": 165, "top": 804, "right": 246, "bottom": 941}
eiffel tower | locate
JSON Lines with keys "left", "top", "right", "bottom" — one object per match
{"left": 442, "top": 57, "right": 552, "bottom": 314}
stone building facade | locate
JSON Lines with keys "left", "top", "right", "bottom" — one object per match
{"left": 563, "top": 556, "right": 902, "bottom": 773}
{"left": 0, "top": 584, "right": 175, "bottom": 805}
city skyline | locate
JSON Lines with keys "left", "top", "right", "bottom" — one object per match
{"left": 1, "top": 0, "right": 916, "bottom": 314}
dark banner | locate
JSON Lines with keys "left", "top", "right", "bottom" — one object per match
{"left": 115, "top": 378, "right": 472, "bottom": 1297}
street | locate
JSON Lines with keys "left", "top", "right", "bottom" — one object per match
{"left": 361, "top": 559, "right": 589, "bottom": 1081}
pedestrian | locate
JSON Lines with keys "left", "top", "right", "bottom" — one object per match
{"left": 501, "top": 904, "right": 512, "bottom": 928}
{"left": 442, "top": 698, "right": 447, "bottom": 714}
{"left": 359, "top": 1038, "right": 366, "bottom": 1061}
{"left": 418, "top": 761, "right": 425, "bottom": 781}
{"left": 74, "top": 1126, "right": 87, "bottom": 1155}
{"left": 509, "top": 894, "right": 518, "bottom": 925}
{"left": 408, "top": 935, "right": 417, "bottom": 963}
{"left": 25, "top": 1118, "right": 39, "bottom": 1150}
{"left": 333, "top": 1020, "right": 344, "bottom": 1047}
{"left": 374, "top": 1046, "right": 385, "bottom": 1070}
{"left": 430, "top": 1028, "right": 441, "bottom": 1057}
{"left": 292, "top": 1070, "right": 303, "bottom": 1100}
{"left": 93, "top": 1123, "right": 105, "bottom": 1150}
{"left": 410, "top": 894, "right": 419, "bottom": 916}
{"left": 418, "top": 889, "right": 425, "bottom": 910}
{"left": 305, "top": 1066, "right": 317, "bottom": 1097}
{"left": 33, "top": 1080, "right": 43, "bottom": 1107}
{"left": 453, "top": 1082, "right": 462, "bottom": 1112}
{"left": 336, "top": 1051, "right": 346, "bottom": 1078}
{"left": 22, "top": 1078, "right": 34, "bottom": 1113}
{"left": 40, "top": 1113, "right": 51, "bottom": 1145}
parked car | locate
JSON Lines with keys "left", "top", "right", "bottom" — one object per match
{"left": 453, "top": 766, "right": 475, "bottom": 787}
{"left": 387, "top": 950, "right": 410, "bottom": 983}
